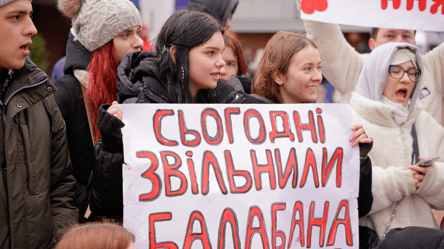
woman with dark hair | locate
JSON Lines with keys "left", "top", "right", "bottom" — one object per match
{"left": 53, "top": 0, "right": 143, "bottom": 222}
{"left": 55, "top": 222, "right": 136, "bottom": 249}
{"left": 90, "top": 9, "right": 264, "bottom": 221}
{"left": 252, "top": 31, "right": 377, "bottom": 248}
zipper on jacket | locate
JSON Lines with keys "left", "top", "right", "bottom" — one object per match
{"left": 18, "top": 127, "right": 31, "bottom": 194}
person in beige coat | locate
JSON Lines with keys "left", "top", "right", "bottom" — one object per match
{"left": 295, "top": 0, "right": 444, "bottom": 125}
{"left": 351, "top": 41, "right": 444, "bottom": 240}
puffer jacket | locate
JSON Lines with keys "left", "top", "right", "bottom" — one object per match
{"left": 0, "top": 57, "right": 78, "bottom": 248}
{"left": 88, "top": 51, "right": 265, "bottom": 220}
{"left": 188, "top": 0, "right": 238, "bottom": 25}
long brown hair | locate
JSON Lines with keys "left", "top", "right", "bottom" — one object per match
{"left": 55, "top": 222, "right": 135, "bottom": 249}
{"left": 252, "top": 31, "right": 317, "bottom": 103}
{"left": 224, "top": 30, "right": 248, "bottom": 76}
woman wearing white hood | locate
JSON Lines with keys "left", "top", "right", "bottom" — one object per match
{"left": 352, "top": 42, "right": 444, "bottom": 240}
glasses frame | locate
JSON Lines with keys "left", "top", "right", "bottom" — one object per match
{"left": 388, "top": 65, "right": 421, "bottom": 82}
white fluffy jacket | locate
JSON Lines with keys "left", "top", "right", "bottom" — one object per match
{"left": 352, "top": 92, "right": 444, "bottom": 238}
{"left": 295, "top": 0, "right": 444, "bottom": 124}
{"left": 350, "top": 42, "right": 444, "bottom": 238}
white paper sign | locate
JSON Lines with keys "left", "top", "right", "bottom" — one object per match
{"left": 300, "top": 0, "right": 444, "bottom": 32}
{"left": 121, "top": 103, "right": 360, "bottom": 249}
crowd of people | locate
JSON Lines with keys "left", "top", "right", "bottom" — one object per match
{"left": 0, "top": 0, "right": 443, "bottom": 248}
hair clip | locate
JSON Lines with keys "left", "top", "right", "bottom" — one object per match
{"left": 161, "top": 45, "right": 169, "bottom": 54}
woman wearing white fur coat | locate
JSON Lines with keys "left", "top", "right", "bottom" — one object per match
{"left": 351, "top": 42, "right": 444, "bottom": 240}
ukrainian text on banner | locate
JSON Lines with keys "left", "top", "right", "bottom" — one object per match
{"left": 299, "top": 0, "right": 444, "bottom": 32}
{"left": 121, "top": 103, "right": 360, "bottom": 249}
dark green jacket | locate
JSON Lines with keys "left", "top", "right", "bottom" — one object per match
{"left": 0, "top": 57, "right": 78, "bottom": 249}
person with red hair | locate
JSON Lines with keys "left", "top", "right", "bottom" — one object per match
{"left": 53, "top": 0, "right": 143, "bottom": 222}
{"left": 55, "top": 222, "right": 137, "bottom": 249}
{"left": 221, "top": 30, "right": 248, "bottom": 82}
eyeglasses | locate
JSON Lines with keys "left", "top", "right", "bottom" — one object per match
{"left": 388, "top": 65, "right": 421, "bottom": 82}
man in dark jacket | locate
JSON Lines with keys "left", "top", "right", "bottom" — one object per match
{"left": 0, "top": 0, "right": 78, "bottom": 248}
{"left": 188, "top": 0, "right": 238, "bottom": 30}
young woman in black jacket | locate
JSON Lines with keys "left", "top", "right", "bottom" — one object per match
{"left": 89, "top": 9, "right": 265, "bottom": 220}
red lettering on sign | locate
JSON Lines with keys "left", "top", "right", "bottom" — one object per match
{"left": 186, "top": 151, "right": 199, "bottom": 195}
{"left": 161, "top": 151, "right": 187, "bottom": 197}
{"left": 179, "top": 110, "right": 201, "bottom": 147}
{"left": 244, "top": 109, "right": 267, "bottom": 144}
{"left": 294, "top": 110, "right": 318, "bottom": 143}
{"left": 381, "top": 0, "right": 401, "bottom": 10}
{"left": 431, "top": 0, "right": 444, "bottom": 14}
{"left": 183, "top": 211, "right": 212, "bottom": 249}
{"left": 322, "top": 147, "right": 343, "bottom": 188}
{"left": 272, "top": 203, "right": 287, "bottom": 249}
{"left": 201, "top": 151, "right": 228, "bottom": 195}
{"left": 149, "top": 212, "right": 178, "bottom": 249}
{"left": 307, "top": 201, "right": 329, "bottom": 248}
{"left": 154, "top": 110, "right": 178, "bottom": 146}
{"left": 301, "top": 0, "right": 329, "bottom": 14}
{"left": 274, "top": 148, "right": 298, "bottom": 189}
{"left": 316, "top": 108, "right": 325, "bottom": 143}
{"left": 407, "top": 0, "right": 427, "bottom": 11}
{"left": 245, "top": 206, "right": 270, "bottom": 249}
{"left": 218, "top": 208, "right": 241, "bottom": 249}
{"left": 327, "top": 200, "right": 353, "bottom": 246}
{"left": 300, "top": 148, "right": 320, "bottom": 188}
{"left": 269, "top": 111, "right": 295, "bottom": 143}
{"left": 201, "top": 108, "right": 224, "bottom": 145}
{"left": 138, "top": 151, "right": 161, "bottom": 201}
{"left": 288, "top": 201, "right": 305, "bottom": 248}
{"left": 224, "top": 108, "right": 241, "bottom": 144}
{"left": 251, "top": 149, "right": 277, "bottom": 190}
{"left": 225, "top": 150, "right": 253, "bottom": 193}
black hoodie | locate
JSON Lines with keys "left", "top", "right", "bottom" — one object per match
{"left": 188, "top": 0, "right": 238, "bottom": 25}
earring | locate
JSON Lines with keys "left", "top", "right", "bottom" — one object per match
{"left": 181, "top": 66, "right": 185, "bottom": 83}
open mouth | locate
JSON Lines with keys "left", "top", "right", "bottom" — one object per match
{"left": 210, "top": 73, "right": 220, "bottom": 80}
{"left": 307, "top": 86, "right": 317, "bottom": 91}
{"left": 396, "top": 89, "right": 407, "bottom": 100}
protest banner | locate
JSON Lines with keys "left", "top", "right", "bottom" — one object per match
{"left": 121, "top": 103, "right": 360, "bottom": 249}
{"left": 299, "top": 0, "right": 444, "bottom": 32}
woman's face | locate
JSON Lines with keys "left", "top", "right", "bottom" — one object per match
{"left": 188, "top": 31, "right": 226, "bottom": 96}
{"left": 383, "top": 60, "right": 417, "bottom": 107}
{"left": 275, "top": 46, "right": 322, "bottom": 103}
{"left": 220, "top": 46, "right": 239, "bottom": 82}
{"left": 113, "top": 25, "right": 143, "bottom": 63}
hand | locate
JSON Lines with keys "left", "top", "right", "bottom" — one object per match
{"left": 404, "top": 157, "right": 428, "bottom": 190}
{"left": 349, "top": 125, "right": 372, "bottom": 147}
{"left": 107, "top": 101, "right": 123, "bottom": 120}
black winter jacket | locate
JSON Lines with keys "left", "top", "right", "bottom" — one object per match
{"left": 89, "top": 51, "right": 265, "bottom": 219}
{"left": 53, "top": 31, "right": 94, "bottom": 221}
{"left": 188, "top": 0, "right": 238, "bottom": 26}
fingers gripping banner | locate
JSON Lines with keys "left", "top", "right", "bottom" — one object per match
{"left": 121, "top": 103, "right": 360, "bottom": 249}
{"left": 299, "top": 0, "right": 444, "bottom": 32}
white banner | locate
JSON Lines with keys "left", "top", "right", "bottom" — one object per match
{"left": 300, "top": 0, "right": 444, "bottom": 32}
{"left": 121, "top": 103, "right": 360, "bottom": 249}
